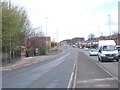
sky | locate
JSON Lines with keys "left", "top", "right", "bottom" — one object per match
{"left": 9, "top": 0, "right": 119, "bottom": 42}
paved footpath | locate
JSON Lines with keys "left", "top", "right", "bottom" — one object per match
{"left": 1, "top": 48, "right": 63, "bottom": 71}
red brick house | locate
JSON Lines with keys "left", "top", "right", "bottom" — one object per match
{"left": 104, "top": 33, "right": 120, "bottom": 45}
{"left": 27, "top": 36, "right": 51, "bottom": 49}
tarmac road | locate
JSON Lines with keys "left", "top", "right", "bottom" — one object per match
{"left": 2, "top": 47, "right": 78, "bottom": 88}
{"left": 2, "top": 47, "right": 119, "bottom": 89}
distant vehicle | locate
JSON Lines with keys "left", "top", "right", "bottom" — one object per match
{"left": 72, "top": 45, "right": 76, "bottom": 48}
{"left": 66, "top": 45, "right": 69, "bottom": 47}
{"left": 116, "top": 45, "right": 120, "bottom": 58}
{"left": 85, "top": 48, "right": 89, "bottom": 51}
{"left": 98, "top": 40, "right": 119, "bottom": 62}
{"left": 89, "top": 49, "right": 98, "bottom": 56}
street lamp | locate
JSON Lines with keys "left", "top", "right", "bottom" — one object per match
{"left": 45, "top": 17, "right": 48, "bottom": 55}
{"left": 56, "top": 27, "right": 58, "bottom": 50}
{"left": 98, "top": 25, "right": 100, "bottom": 40}
{"left": 108, "top": 15, "right": 111, "bottom": 39}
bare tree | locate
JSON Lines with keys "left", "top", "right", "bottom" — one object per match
{"left": 88, "top": 34, "right": 95, "bottom": 40}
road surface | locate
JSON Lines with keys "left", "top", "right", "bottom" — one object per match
{"left": 2, "top": 46, "right": 119, "bottom": 89}
{"left": 2, "top": 46, "right": 77, "bottom": 88}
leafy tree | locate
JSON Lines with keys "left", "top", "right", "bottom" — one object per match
{"left": 51, "top": 42, "right": 57, "bottom": 48}
{"left": 0, "top": 2, "right": 2, "bottom": 52}
{"left": 2, "top": 3, "right": 31, "bottom": 62}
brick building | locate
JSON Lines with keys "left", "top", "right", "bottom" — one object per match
{"left": 71, "top": 37, "right": 85, "bottom": 44}
{"left": 84, "top": 33, "right": 120, "bottom": 47}
{"left": 27, "top": 36, "right": 51, "bottom": 49}
{"left": 104, "top": 33, "right": 120, "bottom": 45}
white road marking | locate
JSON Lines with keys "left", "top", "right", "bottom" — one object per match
{"left": 89, "top": 55, "right": 119, "bottom": 82}
{"left": 95, "top": 84, "right": 110, "bottom": 87}
{"left": 67, "top": 53, "right": 78, "bottom": 88}
{"left": 77, "top": 78, "right": 114, "bottom": 84}
{"left": 67, "top": 72, "right": 74, "bottom": 88}
{"left": 73, "top": 55, "right": 78, "bottom": 88}
{"left": 94, "top": 61, "right": 119, "bottom": 82}
{"left": 82, "top": 50, "right": 119, "bottom": 83}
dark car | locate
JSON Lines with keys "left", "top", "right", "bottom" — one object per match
{"left": 116, "top": 45, "right": 120, "bottom": 58}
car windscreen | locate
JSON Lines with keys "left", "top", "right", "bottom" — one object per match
{"left": 102, "top": 45, "right": 117, "bottom": 51}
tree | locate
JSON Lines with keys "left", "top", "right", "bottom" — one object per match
{"left": 2, "top": 3, "right": 32, "bottom": 62}
{"left": 0, "top": 4, "right": 1, "bottom": 62}
{"left": 88, "top": 34, "right": 95, "bottom": 48}
{"left": 88, "top": 34, "right": 95, "bottom": 40}
{"left": 51, "top": 42, "right": 57, "bottom": 48}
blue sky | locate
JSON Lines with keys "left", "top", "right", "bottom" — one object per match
{"left": 9, "top": 0, "right": 119, "bottom": 42}
{"left": 95, "top": 0, "right": 118, "bottom": 12}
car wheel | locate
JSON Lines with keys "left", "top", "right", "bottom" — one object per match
{"left": 116, "top": 59, "right": 119, "bottom": 62}
{"left": 98, "top": 57, "right": 100, "bottom": 61}
{"left": 100, "top": 57, "right": 104, "bottom": 62}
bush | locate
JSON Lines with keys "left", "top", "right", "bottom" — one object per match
{"left": 51, "top": 42, "right": 57, "bottom": 48}
{"left": 39, "top": 43, "right": 50, "bottom": 55}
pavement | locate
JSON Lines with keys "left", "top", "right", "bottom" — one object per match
{"left": 1, "top": 48, "right": 63, "bottom": 71}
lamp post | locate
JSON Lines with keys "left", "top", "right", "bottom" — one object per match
{"left": 9, "top": 0, "right": 11, "bottom": 7}
{"left": 98, "top": 25, "right": 100, "bottom": 40}
{"left": 56, "top": 27, "right": 58, "bottom": 50}
{"left": 108, "top": 15, "right": 111, "bottom": 39}
{"left": 45, "top": 17, "right": 48, "bottom": 55}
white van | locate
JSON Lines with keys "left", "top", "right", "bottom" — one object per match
{"left": 98, "top": 40, "right": 119, "bottom": 62}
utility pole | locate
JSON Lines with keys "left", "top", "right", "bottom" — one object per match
{"left": 108, "top": 15, "right": 111, "bottom": 40}
{"left": 45, "top": 17, "right": 48, "bottom": 55}
{"left": 98, "top": 25, "right": 100, "bottom": 40}
{"left": 56, "top": 27, "right": 58, "bottom": 50}
{"left": 9, "top": 0, "right": 11, "bottom": 7}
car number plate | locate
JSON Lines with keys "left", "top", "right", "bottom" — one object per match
{"left": 108, "top": 57, "right": 113, "bottom": 59}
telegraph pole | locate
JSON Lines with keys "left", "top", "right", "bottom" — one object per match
{"left": 45, "top": 17, "right": 48, "bottom": 55}
{"left": 98, "top": 25, "right": 100, "bottom": 40}
{"left": 56, "top": 27, "right": 58, "bottom": 50}
{"left": 108, "top": 15, "right": 111, "bottom": 39}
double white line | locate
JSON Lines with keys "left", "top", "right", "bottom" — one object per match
{"left": 67, "top": 53, "right": 78, "bottom": 89}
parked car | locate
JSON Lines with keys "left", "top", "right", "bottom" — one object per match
{"left": 85, "top": 48, "right": 89, "bottom": 51}
{"left": 89, "top": 49, "right": 98, "bottom": 56}
{"left": 72, "top": 45, "right": 76, "bottom": 48}
{"left": 98, "top": 40, "right": 119, "bottom": 62}
{"left": 116, "top": 45, "right": 120, "bottom": 58}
